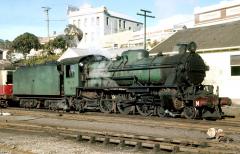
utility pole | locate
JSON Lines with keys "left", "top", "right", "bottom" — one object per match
{"left": 137, "top": 9, "right": 155, "bottom": 50}
{"left": 42, "top": 6, "right": 51, "bottom": 42}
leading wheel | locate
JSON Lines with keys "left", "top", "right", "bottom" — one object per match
{"left": 183, "top": 106, "right": 197, "bottom": 119}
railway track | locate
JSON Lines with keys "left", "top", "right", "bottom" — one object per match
{"left": 0, "top": 121, "right": 238, "bottom": 153}
{"left": 1, "top": 107, "right": 239, "bottom": 153}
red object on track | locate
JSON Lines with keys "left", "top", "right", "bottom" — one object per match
{"left": 0, "top": 84, "right": 13, "bottom": 96}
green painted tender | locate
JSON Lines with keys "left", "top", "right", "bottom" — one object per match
{"left": 13, "top": 63, "right": 61, "bottom": 96}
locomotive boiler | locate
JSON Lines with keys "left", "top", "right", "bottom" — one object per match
{"left": 86, "top": 42, "right": 206, "bottom": 87}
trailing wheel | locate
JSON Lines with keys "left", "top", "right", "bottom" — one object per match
{"left": 183, "top": 106, "right": 197, "bottom": 119}
{"left": 99, "top": 94, "right": 114, "bottom": 113}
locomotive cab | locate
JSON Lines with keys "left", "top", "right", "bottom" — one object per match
{"left": 61, "top": 55, "right": 108, "bottom": 95}
{"left": 61, "top": 57, "right": 84, "bottom": 96}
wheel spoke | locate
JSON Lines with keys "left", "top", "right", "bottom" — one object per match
{"left": 156, "top": 106, "right": 166, "bottom": 117}
{"left": 136, "top": 104, "right": 154, "bottom": 116}
{"left": 117, "top": 101, "right": 133, "bottom": 115}
{"left": 99, "top": 95, "right": 113, "bottom": 113}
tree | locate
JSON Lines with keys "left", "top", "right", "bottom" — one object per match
{"left": 64, "top": 24, "right": 83, "bottom": 47}
{"left": 4, "top": 40, "right": 13, "bottom": 50}
{"left": 0, "top": 39, "right": 4, "bottom": 49}
{"left": 51, "top": 36, "right": 67, "bottom": 50}
{"left": 42, "top": 36, "right": 67, "bottom": 55}
{"left": 0, "top": 39, "right": 13, "bottom": 50}
{"left": 12, "top": 32, "right": 40, "bottom": 54}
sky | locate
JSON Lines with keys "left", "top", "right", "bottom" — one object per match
{"left": 0, "top": 0, "right": 226, "bottom": 41}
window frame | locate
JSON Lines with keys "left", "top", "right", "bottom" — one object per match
{"left": 0, "top": 51, "right": 2, "bottom": 60}
{"left": 106, "top": 17, "right": 109, "bottom": 26}
{"left": 230, "top": 55, "right": 240, "bottom": 76}
{"left": 66, "top": 65, "right": 75, "bottom": 78}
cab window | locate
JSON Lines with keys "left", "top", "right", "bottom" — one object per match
{"left": 66, "top": 65, "right": 75, "bottom": 78}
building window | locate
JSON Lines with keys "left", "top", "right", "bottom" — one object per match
{"left": 66, "top": 65, "right": 75, "bottom": 78}
{"left": 85, "top": 33, "right": 88, "bottom": 42}
{"left": 123, "top": 21, "right": 126, "bottom": 29}
{"left": 113, "top": 44, "right": 118, "bottom": 48}
{"left": 73, "top": 20, "right": 76, "bottom": 26}
{"left": 230, "top": 55, "right": 240, "bottom": 76}
{"left": 106, "top": 17, "right": 109, "bottom": 26}
{"left": 96, "top": 31, "right": 100, "bottom": 38}
{"left": 96, "top": 17, "right": 100, "bottom": 25}
{"left": 91, "top": 32, "right": 95, "bottom": 41}
{"left": 91, "top": 17, "right": 95, "bottom": 26}
{"left": 119, "top": 20, "right": 121, "bottom": 28}
{"left": 0, "top": 51, "right": 3, "bottom": 60}
{"left": 84, "top": 18, "right": 88, "bottom": 27}
{"left": 77, "top": 19, "right": 81, "bottom": 28}
{"left": 129, "top": 27, "right": 131, "bottom": 30}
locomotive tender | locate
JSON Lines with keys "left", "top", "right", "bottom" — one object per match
{"left": 12, "top": 42, "right": 231, "bottom": 119}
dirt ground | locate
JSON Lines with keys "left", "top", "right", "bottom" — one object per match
{"left": 0, "top": 106, "right": 239, "bottom": 154}
{"left": 0, "top": 129, "right": 148, "bottom": 154}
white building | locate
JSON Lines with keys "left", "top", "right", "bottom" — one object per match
{"left": 101, "top": 26, "right": 176, "bottom": 50}
{"left": 150, "top": 0, "right": 240, "bottom": 104}
{"left": 0, "top": 49, "right": 8, "bottom": 60}
{"left": 194, "top": 0, "right": 240, "bottom": 27}
{"left": 67, "top": 4, "right": 142, "bottom": 48}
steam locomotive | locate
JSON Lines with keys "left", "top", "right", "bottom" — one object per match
{"left": 3, "top": 42, "right": 232, "bottom": 119}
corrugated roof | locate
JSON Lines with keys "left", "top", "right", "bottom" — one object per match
{"left": 150, "top": 20, "right": 240, "bottom": 54}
